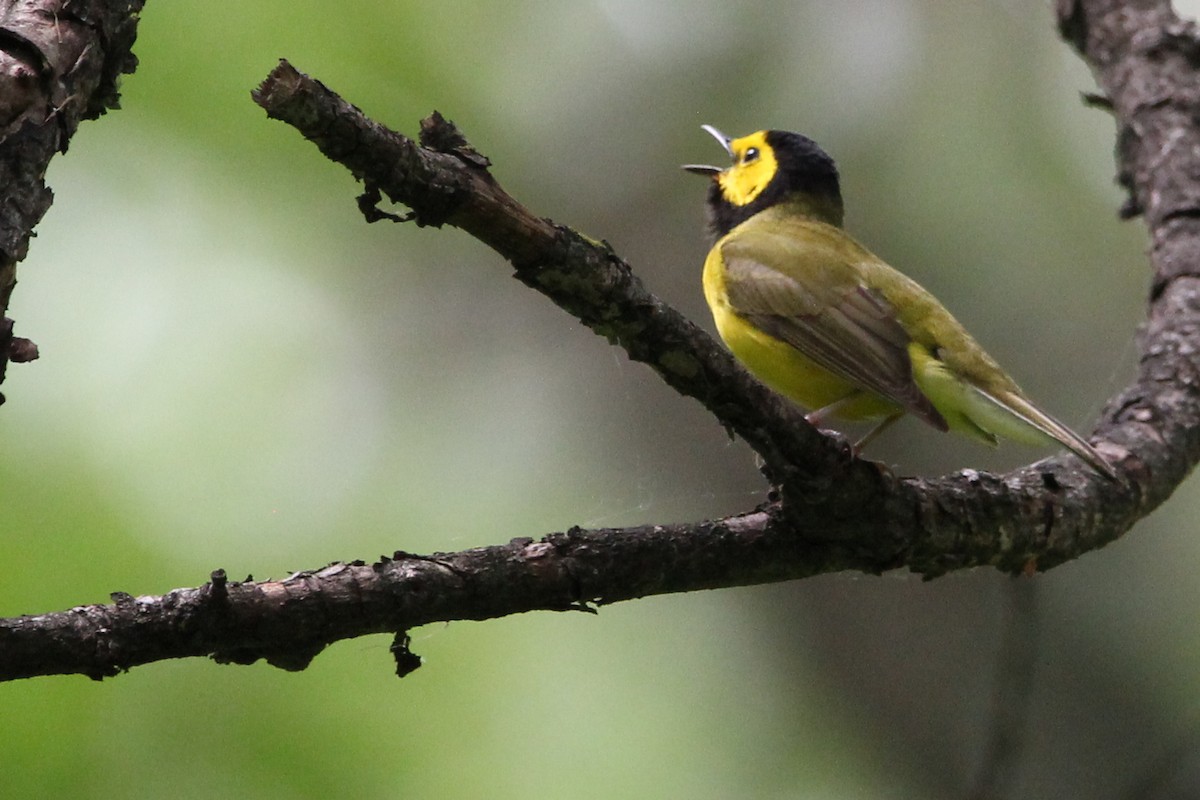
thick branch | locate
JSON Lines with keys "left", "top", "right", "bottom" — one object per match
{"left": 0, "top": 0, "right": 143, "bottom": 402}
{"left": 2, "top": 512, "right": 903, "bottom": 681}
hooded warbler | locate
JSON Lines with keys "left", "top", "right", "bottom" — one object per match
{"left": 684, "top": 125, "right": 1116, "bottom": 479}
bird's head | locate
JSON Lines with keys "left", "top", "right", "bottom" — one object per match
{"left": 683, "top": 126, "right": 844, "bottom": 239}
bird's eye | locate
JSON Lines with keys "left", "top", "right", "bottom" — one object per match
{"left": 743, "top": 147, "right": 760, "bottom": 164}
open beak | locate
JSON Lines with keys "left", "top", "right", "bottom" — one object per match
{"left": 682, "top": 124, "right": 733, "bottom": 176}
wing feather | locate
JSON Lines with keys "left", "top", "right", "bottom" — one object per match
{"left": 721, "top": 241, "right": 947, "bottom": 430}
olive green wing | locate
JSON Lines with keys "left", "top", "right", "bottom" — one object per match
{"left": 720, "top": 233, "right": 948, "bottom": 431}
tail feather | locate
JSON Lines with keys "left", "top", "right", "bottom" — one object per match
{"left": 975, "top": 388, "right": 1118, "bottom": 480}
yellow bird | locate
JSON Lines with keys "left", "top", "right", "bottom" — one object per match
{"left": 684, "top": 125, "right": 1116, "bottom": 479}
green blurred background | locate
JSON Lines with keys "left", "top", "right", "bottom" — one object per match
{"left": 2, "top": 1, "right": 1195, "bottom": 797}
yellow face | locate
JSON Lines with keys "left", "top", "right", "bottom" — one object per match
{"left": 716, "top": 131, "right": 779, "bottom": 207}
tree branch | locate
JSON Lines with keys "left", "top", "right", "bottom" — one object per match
{"left": 0, "top": 0, "right": 143, "bottom": 403}
{"left": 246, "top": 59, "right": 1154, "bottom": 557}
{"left": 2, "top": 514, "right": 864, "bottom": 681}
{"left": 3, "top": 0, "right": 1197, "bottom": 681}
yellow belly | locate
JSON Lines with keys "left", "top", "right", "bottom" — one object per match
{"left": 702, "top": 248, "right": 899, "bottom": 421}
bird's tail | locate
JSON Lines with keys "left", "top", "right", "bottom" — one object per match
{"left": 974, "top": 388, "right": 1118, "bottom": 480}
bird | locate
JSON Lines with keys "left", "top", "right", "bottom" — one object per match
{"left": 683, "top": 125, "right": 1117, "bottom": 479}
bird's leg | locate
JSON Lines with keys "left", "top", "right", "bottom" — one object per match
{"left": 806, "top": 395, "right": 902, "bottom": 455}
{"left": 852, "top": 412, "right": 903, "bottom": 455}
{"left": 804, "top": 394, "right": 859, "bottom": 428}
